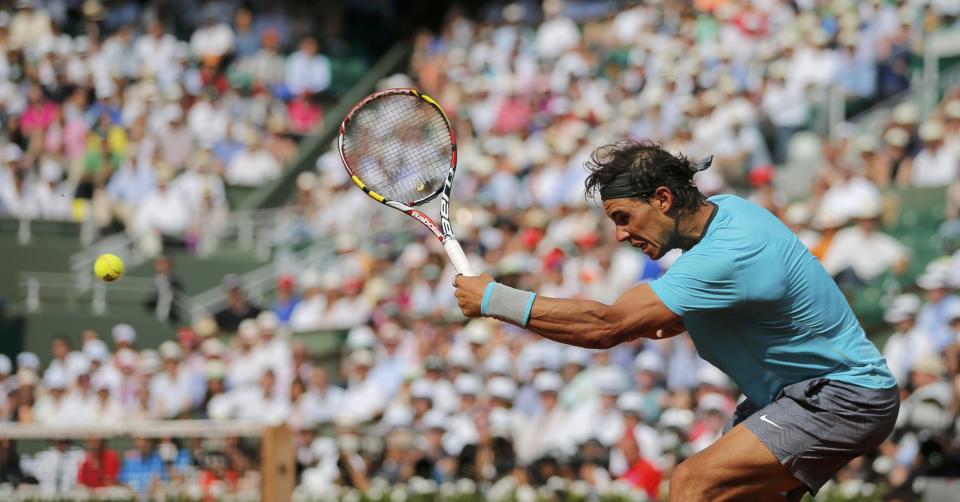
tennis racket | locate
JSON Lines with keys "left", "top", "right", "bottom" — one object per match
{"left": 338, "top": 88, "right": 476, "bottom": 276}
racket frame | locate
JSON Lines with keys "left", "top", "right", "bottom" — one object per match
{"left": 338, "top": 88, "right": 476, "bottom": 276}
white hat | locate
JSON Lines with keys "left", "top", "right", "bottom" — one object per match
{"left": 138, "top": 350, "right": 160, "bottom": 373}
{"left": 382, "top": 407, "right": 414, "bottom": 429}
{"left": 346, "top": 325, "right": 376, "bottom": 350}
{"left": 112, "top": 324, "right": 136, "bottom": 344}
{"left": 883, "top": 127, "right": 910, "bottom": 148}
{"left": 563, "top": 347, "right": 591, "bottom": 367}
{"left": 784, "top": 203, "right": 811, "bottom": 226}
{"left": 256, "top": 311, "right": 279, "bottom": 332}
{"left": 454, "top": 373, "right": 483, "bottom": 396}
{"left": 83, "top": 339, "right": 110, "bottom": 362}
{"left": 917, "top": 268, "right": 951, "bottom": 290}
{"left": 410, "top": 379, "right": 434, "bottom": 401}
{"left": 812, "top": 207, "right": 847, "bottom": 230}
{"left": 483, "top": 353, "right": 513, "bottom": 377}
{"left": 487, "top": 376, "right": 518, "bottom": 402}
{"left": 350, "top": 349, "right": 374, "bottom": 368}
{"left": 854, "top": 194, "right": 883, "bottom": 219}
{"left": 0, "top": 354, "right": 11, "bottom": 375}
{"left": 697, "top": 365, "right": 730, "bottom": 390}
{"left": 422, "top": 410, "right": 448, "bottom": 431}
{"left": 464, "top": 319, "right": 492, "bottom": 345}
{"left": 115, "top": 348, "right": 137, "bottom": 369}
{"left": 617, "top": 391, "right": 645, "bottom": 415}
{"left": 919, "top": 121, "right": 944, "bottom": 142}
{"left": 945, "top": 100, "right": 960, "bottom": 120}
{"left": 533, "top": 371, "right": 563, "bottom": 394}
{"left": 201, "top": 338, "right": 226, "bottom": 357}
{"left": 595, "top": 368, "right": 625, "bottom": 395}
{"left": 893, "top": 102, "right": 919, "bottom": 125}
{"left": 44, "top": 370, "right": 68, "bottom": 390}
{"left": 633, "top": 351, "right": 664, "bottom": 375}
{"left": 884, "top": 294, "right": 922, "bottom": 323}
{"left": 300, "top": 270, "right": 322, "bottom": 290}
{"left": 447, "top": 347, "right": 475, "bottom": 368}
{"left": 697, "top": 392, "right": 728, "bottom": 414}
{"left": 488, "top": 407, "right": 513, "bottom": 438}
{"left": 16, "top": 352, "right": 39, "bottom": 370}
{"left": 65, "top": 353, "right": 91, "bottom": 380}
{"left": 17, "top": 369, "right": 38, "bottom": 387}
{"left": 159, "top": 341, "right": 182, "bottom": 360}
{"left": 659, "top": 408, "right": 694, "bottom": 432}
{"left": 238, "top": 319, "right": 259, "bottom": 341}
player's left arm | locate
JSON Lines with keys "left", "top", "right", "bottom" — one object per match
{"left": 454, "top": 274, "right": 682, "bottom": 349}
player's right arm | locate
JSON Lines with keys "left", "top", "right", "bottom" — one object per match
{"left": 454, "top": 273, "right": 682, "bottom": 349}
{"left": 523, "top": 283, "right": 683, "bottom": 349}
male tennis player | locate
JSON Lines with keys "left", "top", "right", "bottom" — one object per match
{"left": 453, "top": 140, "right": 899, "bottom": 502}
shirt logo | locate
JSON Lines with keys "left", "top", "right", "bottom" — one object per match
{"left": 760, "top": 414, "right": 783, "bottom": 430}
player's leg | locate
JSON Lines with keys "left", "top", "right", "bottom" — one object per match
{"left": 668, "top": 423, "right": 802, "bottom": 502}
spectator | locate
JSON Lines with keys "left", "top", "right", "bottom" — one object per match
{"left": 272, "top": 274, "right": 301, "bottom": 325}
{"left": 119, "top": 437, "right": 167, "bottom": 496}
{"left": 909, "top": 120, "right": 958, "bottom": 187}
{"left": 285, "top": 37, "right": 331, "bottom": 96}
{"left": 76, "top": 437, "right": 120, "bottom": 489}
{"left": 225, "top": 129, "right": 281, "bottom": 187}
{"left": 106, "top": 149, "right": 155, "bottom": 229}
{"left": 190, "top": 12, "right": 235, "bottom": 63}
{"left": 214, "top": 274, "right": 262, "bottom": 333}
{"left": 149, "top": 342, "right": 193, "bottom": 419}
{"left": 882, "top": 294, "right": 935, "bottom": 386}
{"left": 28, "top": 439, "right": 85, "bottom": 495}
{"left": 144, "top": 255, "right": 185, "bottom": 323}
{"left": 0, "top": 439, "right": 33, "bottom": 486}
{"left": 822, "top": 195, "right": 908, "bottom": 287}
{"left": 132, "top": 167, "right": 192, "bottom": 255}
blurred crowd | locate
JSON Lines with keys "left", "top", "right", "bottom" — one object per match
{"left": 0, "top": 0, "right": 331, "bottom": 255}
{"left": 3, "top": 0, "right": 960, "bottom": 500}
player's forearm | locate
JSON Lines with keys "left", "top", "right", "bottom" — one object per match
{"left": 524, "top": 296, "right": 639, "bottom": 349}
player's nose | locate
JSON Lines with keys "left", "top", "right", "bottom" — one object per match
{"left": 615, "top": 226, "right": 630, "bottom": 242}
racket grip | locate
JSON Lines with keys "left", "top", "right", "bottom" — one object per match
{"left": 444, "top": 239, "right": 476, "bottom": 276}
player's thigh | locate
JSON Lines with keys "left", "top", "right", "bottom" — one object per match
{"left": 669, "top": 423, "right": 802, "bottom": 502}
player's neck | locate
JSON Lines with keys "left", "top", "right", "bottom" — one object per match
{"left": 675, "top": 202, "right": 718, "bottom": 250}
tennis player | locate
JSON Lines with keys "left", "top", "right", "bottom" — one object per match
{"left": 453, "top": 140, "right": 899, "bottom": 502}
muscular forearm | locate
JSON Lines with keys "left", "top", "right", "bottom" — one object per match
{"left": 525, "top": 296, "right": 658, "bottom": 349}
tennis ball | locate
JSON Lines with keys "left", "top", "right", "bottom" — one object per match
{"left": 94, "top": 254, "right": 124, "bottom": 282}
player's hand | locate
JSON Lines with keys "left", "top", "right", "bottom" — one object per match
{"left": 453, "top": 273, "right": 495, "bottom": 318}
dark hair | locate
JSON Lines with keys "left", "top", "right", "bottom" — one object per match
{"left": 584, "top": 139, "right": 707, "bottom": 214}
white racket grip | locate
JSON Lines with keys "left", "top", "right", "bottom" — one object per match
{"left": 444, "top": 239, "right": 476, "bottom": 276}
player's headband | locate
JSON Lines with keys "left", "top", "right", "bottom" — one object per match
{"left": 599, "top": 156, "right": 714, "bottom": 201}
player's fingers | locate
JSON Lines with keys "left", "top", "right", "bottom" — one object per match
{"left": 452, "top": 273, "right": 463, "bottom": 288}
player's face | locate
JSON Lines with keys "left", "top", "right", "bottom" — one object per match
{"left": 603, "top": 197, "right": 675, "bottom": 260}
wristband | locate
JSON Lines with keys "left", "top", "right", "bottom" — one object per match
{"left": 481, "top": 282, "right": 537, "bottom": 328}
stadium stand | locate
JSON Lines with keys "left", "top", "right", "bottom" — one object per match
{"left": 2, "top": 0, "right": 960, "bottom": 500}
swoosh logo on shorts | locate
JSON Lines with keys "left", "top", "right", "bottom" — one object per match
{"left": 760, "top": 414, "right": 783, "bottom": 430}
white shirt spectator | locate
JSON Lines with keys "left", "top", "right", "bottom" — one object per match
{"left": 535, "top": 15, "right": 580, "bottom": 60}
{"left": 149, "top": 366, "right": 194, "bottom": 418}
{"left": 912, "top": 146, "right": 959, "bottom": 187}
{"left": 299, "top": 385, "right": 345, "bottom": 425}
{"left": 232, "top": 386, "right": 291, "bottom": 424}
{"left": 32, "top": 392, "right": 72, "bottom": 425}
{"left": 134, "top": 29, "right": 180, "bottom": 77}
{"left": 227, "top": 348, "right": 265, "bottom": 390}
{"left": 172, "top": 164, "right": 226, "bottom": 211}
{"left": 285, "top": 43, "right": 331, "bottom": 94}
{"left": 822, "top": 225, "right": 907, "bottom": 281}
{"left": 133, "top": 183, "right": 192, "bottom": 236}
{"left": 288, "top": 293, "right": 327, "bottom": 332}
{"left": 27, "top": 444, "right": 85, "bottom": 496}
{"left": 190, "top": 22, "right": 235, "bottom": 60}
{"left": 761, "top": 81, "right": 809, "bottom": 128}
{"left": 883, "top": 326, "right": 935, "bottom": 385}
{"left": 340, "top": 376, "right": 386, "bottom": 423}
{"left": 187, "top": 98, "right": 229, "bottom": 146}
{"left": 226, "top": 145, "right": 281, "bottom": 187}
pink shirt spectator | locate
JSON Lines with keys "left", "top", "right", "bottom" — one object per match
{"left": 64, "top": 119, "right": 89, "bottom": 160}
{"left": 288, "top": 97, "right": 322, "bottom": 135}
{"left": 21, "top": 102, "right": 58, "bottom": 135}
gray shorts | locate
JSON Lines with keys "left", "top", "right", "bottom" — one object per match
{"left": 724, "top": 378, "right": 900, "bottom": 500}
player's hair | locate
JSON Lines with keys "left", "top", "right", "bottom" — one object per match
{"left": 584, "top": 139, "right": 707, "bottom": 215}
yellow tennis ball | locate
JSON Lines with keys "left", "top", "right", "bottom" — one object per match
{"left": 94, "top": 254, "right": 124, "bottom": 282}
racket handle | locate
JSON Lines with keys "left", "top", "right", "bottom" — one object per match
{"left": 444, "top": 239, "right": 476, "bottom": 276}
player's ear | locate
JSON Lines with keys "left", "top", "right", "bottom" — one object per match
{"left": 652, "top": 187, "right": 672, "bottom": 214}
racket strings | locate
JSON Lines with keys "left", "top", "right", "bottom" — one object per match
{"left": 342, "top": 94, "right": 453, "bottom": 204}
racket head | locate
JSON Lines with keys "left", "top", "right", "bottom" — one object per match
{"left": 338, "top": 88, "right": 458, "bottom": 207}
